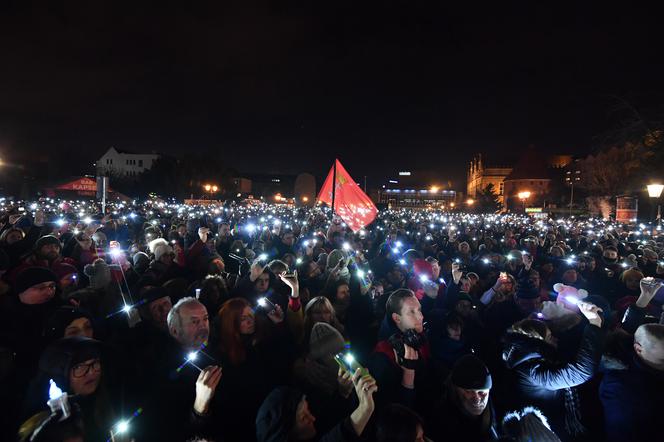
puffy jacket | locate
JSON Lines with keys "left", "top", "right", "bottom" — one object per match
{"left": 501, "top": 324, "right": 604, "bottom": 441}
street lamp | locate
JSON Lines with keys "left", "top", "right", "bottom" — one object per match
{"left": 430, "top": 186, "right": 439, "bottom": 193}
{"left": 517, "top": 191, "right": 531, "bottom": 213}
{"left": 203, "top": 184, "right": 218, "bottom": 199}
{"left": 647, "top": 183, "right": 664, "bottom": 223}
{"left": 565, "top": 168, "right": 581, "bottom": 216}
{"left": 466, "top": 198, "right": 474, "bottom": 206}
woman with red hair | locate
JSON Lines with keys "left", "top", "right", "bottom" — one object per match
{"left": 212, "top": 297, "right": 294, "bottom": 441}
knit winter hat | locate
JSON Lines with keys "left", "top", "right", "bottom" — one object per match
{"left": 451, "top": 354, "right": 492, "bottom": 390}
{"left": 52, "top": 263, "right": 78, "bottom": 280}
{"left": 149, "top": 238, "right": 173, "bottom": 262}
{"left": 35, "top": 235, "right": 61, "bottom": 251}
{"left": 14, "top": 267, "right": 58, "bottom": 296}
{"left": 38, "top": 337, "right": 101, "bottom": 390}
{"left": 83, "top": 258, "right": 111, "bottom": 290}
{"left": 309, "top": 322, "right": 345, "bottom": 360}
{"left": 44, "top": 306, "right": 93, "bottom": 341}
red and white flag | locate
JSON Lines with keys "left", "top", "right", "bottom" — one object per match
{"left": 317, "top": 159, "right": 378, "bottom": 232}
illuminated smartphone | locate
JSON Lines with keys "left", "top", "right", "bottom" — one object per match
{"left": 334, "top": 352, "right": 364, "bottom": 375}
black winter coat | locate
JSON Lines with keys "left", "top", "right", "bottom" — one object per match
{"left": 501, "top": 324, "right": 604, "bottom": 441}
{"left": 600, "top": 354, "right": 664, "bottom": 442}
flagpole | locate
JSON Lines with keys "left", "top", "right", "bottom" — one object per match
{"left": 331, "top": 159, "right": 337, "bottom": 217}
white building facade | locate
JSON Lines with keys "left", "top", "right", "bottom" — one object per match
{"left": 96, "top": 147, "right": 160, "bottom": 178}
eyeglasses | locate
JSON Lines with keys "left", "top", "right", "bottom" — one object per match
{"left": 72, "top": 359, "right": 101, "bottom": 378}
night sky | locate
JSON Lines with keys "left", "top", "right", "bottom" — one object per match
{"left": 1, "top": 1, "right": 662, "bottom": 187}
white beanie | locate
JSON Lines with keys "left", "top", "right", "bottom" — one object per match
{"left": 149, "top": 238, "right": 173, "bottom": 262}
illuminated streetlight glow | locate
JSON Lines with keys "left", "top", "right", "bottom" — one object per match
{"left": 466, "top": 198, "right": 474, "bottom": 205}
{"left": 647, "top": 183, "right": 664, "bottom": 198}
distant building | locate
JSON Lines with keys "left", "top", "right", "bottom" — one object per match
{"left": 466, "top": 155, "right": 512, "bottom": 204}
{"left": 96, "top": 147, "right": 160, "bottom": 178}
{"left": 377, "top": 188, "right": 457, "bottom": 209}
{"left": 503, "top": 149, "right": 552, "bottom": 212}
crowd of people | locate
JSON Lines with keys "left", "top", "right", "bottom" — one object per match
{"left": 1, "top": 197, "right": 662, "bottom": 442}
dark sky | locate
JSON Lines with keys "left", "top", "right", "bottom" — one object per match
{"left": 1, "top": 1, "right": 662, "bottom": 187}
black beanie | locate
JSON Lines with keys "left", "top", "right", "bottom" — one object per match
{"left": 38, "top": 337, "right": 102, "bottom": 388}
{"left": 35, "top": 235, "right": 61, "bottom": 250}
{"left": 451, "top": 355, "right": 492, "bottom": 390}
{"left": 14, "top": 267, "right": 58, "bottom": 296}
{"left": 44, "top": 306, "right": 93, "bottom": 341}
{"left": 139, "top": 286, "right": 170, "bottom": 305}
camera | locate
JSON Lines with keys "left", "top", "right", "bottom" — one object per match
{"left": 388, "top": 328, "right": 426, "bottom": 370}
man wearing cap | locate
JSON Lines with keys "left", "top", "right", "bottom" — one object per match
{"left": 431, "top": 354, "right": 497, "bottom": 442}
{"left": 0, "top": 267, "right": 62, "bottom": 416}
{"left": 6, "top": 235, "right": 77, "bottom": 284}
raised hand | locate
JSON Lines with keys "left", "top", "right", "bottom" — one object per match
{"left": 194, "top": 365, "right": 222, "bottom": 415}
{"left": 452, "top": 263, "right": 463, "bottom": 284}
{"left": 279, "top": 270, "right": 299, "bottom": 298}
{"left": 637, "top": 277, "right": 664, "bottom": 308}
{"left": 250, "top": 260, "right": 266, "bottom": 282}
{"left": 578, "top": 301, "right": 603, "bottom": 328}
{"left": 267, "top": 304, "right": 285, "bottom": 324}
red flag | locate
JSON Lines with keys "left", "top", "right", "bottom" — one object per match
{"left": 317, "top": 159, "right": 378, "bottom": 232}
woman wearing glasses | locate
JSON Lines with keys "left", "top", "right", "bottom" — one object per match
{"left": 22, "top": 336, "right": 123, "bottom": 441}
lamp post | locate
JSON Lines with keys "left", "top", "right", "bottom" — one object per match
{"left": 517, "top": 191, "right": 531, "bottom": 213}
{"left": 647, "top": 183, "right": 664, "bottom": 224}
{"left": 565, "top": 168, "right": 581, "bottom": 216}
{"left": 203, "top": 184, "right": 218, "bottom": 200}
